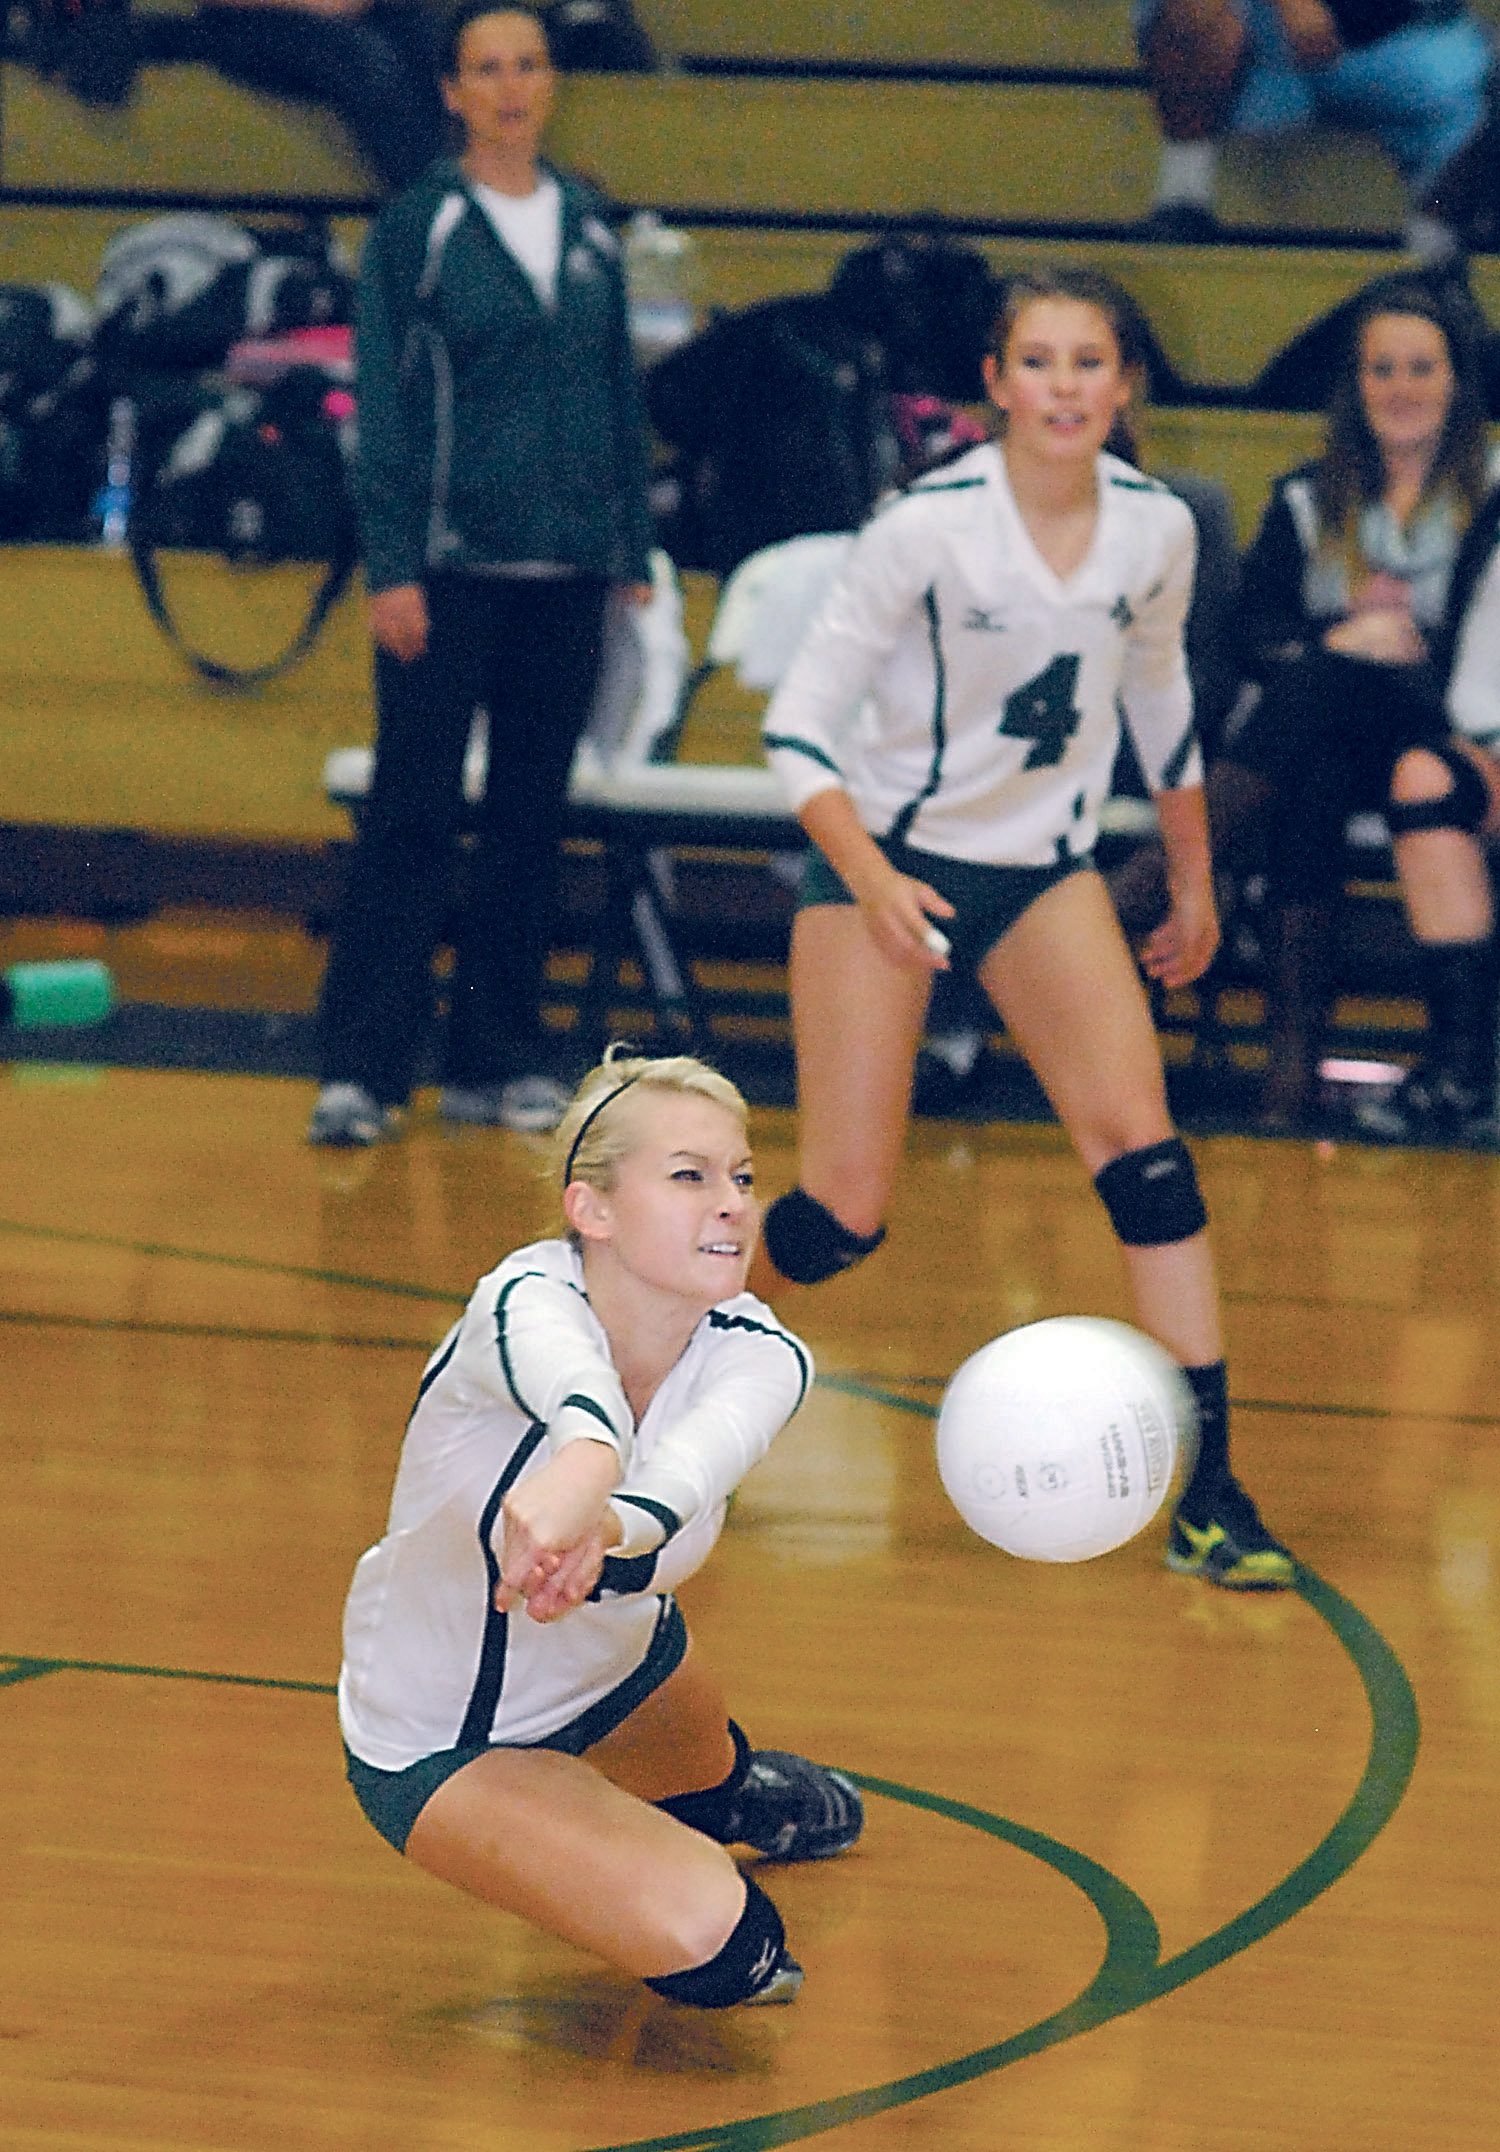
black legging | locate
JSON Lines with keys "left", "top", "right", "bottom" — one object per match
{"left": 318, "top": 574, "right": 608, "bottom": 1106}
{"left": 1225, "top": 646, "right": 1448, "bottom": 903}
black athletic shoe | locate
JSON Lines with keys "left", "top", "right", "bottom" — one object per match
{"left": 721, "top": 1752, "right": 865, "bottom": 1861}
{"left": 1165, "top": 1478, "right": 1295, "bottom": 1591}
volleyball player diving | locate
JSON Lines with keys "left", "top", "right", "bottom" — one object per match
{"left": 759, "top": 265, "right": 1294, "bottom": 1591}
{"left": 339, "top": 1053, "right": 862, "bottom": 2007}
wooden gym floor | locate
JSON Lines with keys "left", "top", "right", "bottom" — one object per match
{"left": 2, "top": 1022, "right": 1496, "bottom": 2152}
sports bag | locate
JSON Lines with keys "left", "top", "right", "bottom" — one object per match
{"left": 127, "top": 356, "right": 358, "bottom": 686}
{"left": 94, "top": 214, "right": 353, "bottom": 378}
{"left": 0, "top": 281, "right": 102, "bottom": 540}
{"left": 645, "top": 294, "right": 898, "bottom": 575}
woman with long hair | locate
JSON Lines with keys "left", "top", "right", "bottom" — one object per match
{"left": 1225, "top": 271, "right": 1500, "bottom": 1135}
{"left": 758, "top": 265, "right": 1293, "bottom": 1592}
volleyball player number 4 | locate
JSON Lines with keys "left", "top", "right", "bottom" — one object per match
{"left": 759, "top": 267, "right": 1295, "bottom": 1593}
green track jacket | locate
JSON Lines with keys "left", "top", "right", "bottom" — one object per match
{"left": 352, "top": 158, "right": 654, "bottom": 594}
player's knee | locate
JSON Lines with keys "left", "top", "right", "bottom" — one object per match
{"left": 763, "top": 1188, "right": 886, "bottom": 1284}
{"left": 1386, "top": 744, "right": 1488, "bottom": 837}
{"left": 1391, "top": 746, "right": 1454, "bottom": 803}
{"left": 1094, "top": 1138, "right": 1208, "bottom": 1248}
{"left": 644, "top": 1876, "right": 795, "bottom": 2008}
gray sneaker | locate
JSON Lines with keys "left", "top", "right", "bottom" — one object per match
{"left": 307, "top": 1083, "right": 398, "bottom": 1147}
{"left": 439, "top": 1084, "right": 506, "bottom": 1127}
{"left": 499, "top": 1074, "right": 572, "bottom": 1131}
{"left": 441, "top": 1075, "right": 572, "bottom": 1133}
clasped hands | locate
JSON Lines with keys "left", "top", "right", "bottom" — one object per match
{"left": 493, "top": 1438, "right": 624, "bottom": 1624}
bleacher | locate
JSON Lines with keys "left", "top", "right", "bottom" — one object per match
{"left": 0, "top": 0, "right": 1482, "bottom": 1097}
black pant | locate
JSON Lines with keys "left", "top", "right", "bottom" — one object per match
{"left": 175, "top": 3, "right": 448, "bottom": 193}
{"left": 1227, "top": 647, "right": 1447, "bottom": 902}
{"left": 318, "top": 575, "right": 608, "bottom": 1105}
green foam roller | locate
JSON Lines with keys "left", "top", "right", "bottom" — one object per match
{"left": 2, "top": 960, "right": 115, "bottom": 1030}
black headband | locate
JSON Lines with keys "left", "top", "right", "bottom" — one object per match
{"left": 562, "top": 1073, "right": 643, "bottom": 1187}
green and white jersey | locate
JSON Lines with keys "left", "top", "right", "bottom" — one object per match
{"left": 763, "top": 443, "right": 1201, "bottom": 865}
{"left": 340, "top": 1239, "right": 811, "bottom": 1770}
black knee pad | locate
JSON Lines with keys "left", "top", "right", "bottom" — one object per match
{"left": 1386, "top": 743, "right": 1489, "bottom": 837}
{"left": 763, "top": 1188, "right": 885, "bottom": 1284}
{"left": 643, "top": 1874, "right": 794, "bottom": 2008}
{"left": 1094, "top": 1138, "right": 1208, "bottom": 1248}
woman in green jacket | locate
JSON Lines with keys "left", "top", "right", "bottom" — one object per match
{"left": 310, "top": 0, "right": 654, "bottom": 1145}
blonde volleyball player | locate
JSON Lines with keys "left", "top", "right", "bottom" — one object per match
{"left": 339, "top": 1052, "right": 861, "bottom": 2007}
{"left": 760, "top": 266, "right": 1293, "bottom": 1591}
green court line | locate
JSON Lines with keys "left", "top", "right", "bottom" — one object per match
{"left": 2, "top": 1555, "right": 1418, "bottom": 2152}
{"left": 0, "top": 1655, "right": 334, "bottom": 1694}
{"left": 820, "top": 1370, "right": 1500, "bottom": 1430}
{"left": 0, "top": 1216, "right": 465, "bottom": 1306}
{"left": 0, "top": 1307, "right": 436, "bottom": 1352}
{"left": 569, "top": 1559, "right": 1418, "bottom": 2152}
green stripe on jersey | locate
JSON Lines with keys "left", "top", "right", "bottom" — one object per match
{"left": 560, "top": 1391, "right": 621, "bottom": 1440}
{"left": 1161, "top": 723, "right": 1199, "bottom": 790}
{"left": 615, "top": 1493, "right": 682, "bottom": 1542}
{"left": 764, "top": 733, "right": 841, "bottom": 774}
{"left": 493, "top": 1271, "right": 551, "bottom": 1419}
{"left": 708, "top": 1307, "right": 813, "bottom": 1410}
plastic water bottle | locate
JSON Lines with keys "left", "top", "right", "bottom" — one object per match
{"left": 93, "top": 396, "right": 136, "bottom": 550}
{"left": 624, "top": 212, "right": 698, "bottom": 367}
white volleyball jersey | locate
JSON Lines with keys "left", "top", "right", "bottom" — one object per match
{"left": 339, "top": 1239, "right": 812, "bottom": 1770}
{"left": 762, "top": 443, "right": 1202, "bottom": 866}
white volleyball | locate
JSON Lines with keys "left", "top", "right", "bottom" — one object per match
{"left": 936, "top": 1318, "right": 1195, "bottom": 1562}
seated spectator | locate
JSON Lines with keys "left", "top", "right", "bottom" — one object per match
{"left": 1136, "top": 0, "right": 1500, "bottom": 259}
{"left": 176, "top": 0, "right": 449, "bottom": 194}
{"left": 1121, "top": 273, "right": 1500, "bottom": 1138}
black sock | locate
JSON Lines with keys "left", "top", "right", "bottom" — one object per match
{"left": 644, "top": 1875, "right": 789, "bottom": 2008}
{"left": 655, "top": 1720, "right": 750, "bottom": 1840}
{"left": 1421, "top": 938, "right": 1495, "bottom": 1094}
{"left": 1178, "top": 1359, "right": 1230, "bottom": 1523}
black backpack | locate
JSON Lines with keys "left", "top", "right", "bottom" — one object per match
{"left": 128, "top": 365, "right": 359, "bottom": 685}
{"left": 645, "top": 295, "right": 898, "bottom": 575}
{"left": 94, "top": 214, "right": 353, "bottom": 380}
{"left": 0, "top": 281, "right": 103, "bottom": 540}
{"left": 826, "top": 230, "right": 1001, "bottom": 402}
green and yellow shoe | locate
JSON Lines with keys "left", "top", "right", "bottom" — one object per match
{"left": 1165, "top": 1480, "right": 1296, "bottom": 1591}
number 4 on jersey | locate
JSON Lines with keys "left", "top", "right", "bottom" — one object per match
{"left": 998, "top": 654, "right": 1083, "bottom": 770}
